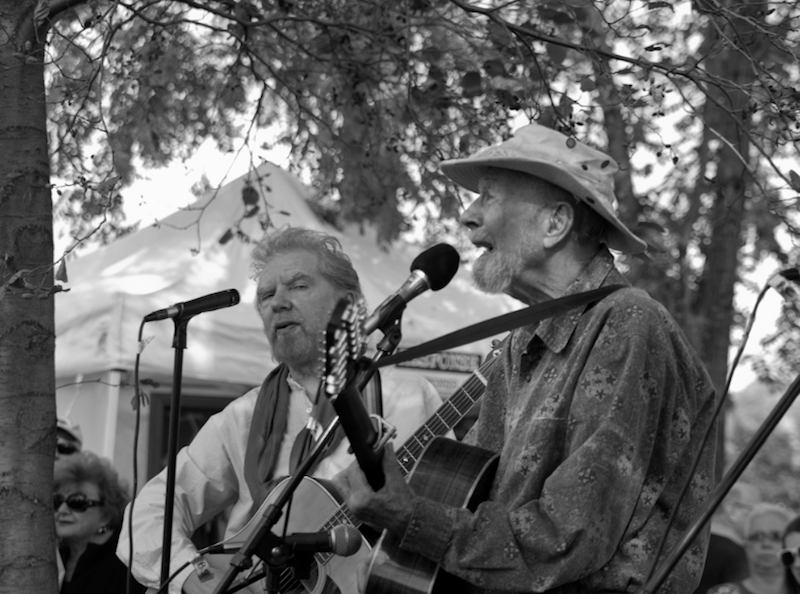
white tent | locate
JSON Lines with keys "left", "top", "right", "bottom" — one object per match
{"left": 54, "top": 162, "right": 516, "bottom": 483}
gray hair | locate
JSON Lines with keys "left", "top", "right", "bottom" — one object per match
{"left": 251, "top": 226, "right": 363, "bottom": 301}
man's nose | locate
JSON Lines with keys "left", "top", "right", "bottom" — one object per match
{"left": 270, "top": 286, "right": 292, "bottom": 310}
{"left": 459, "top": 200, "right": 482, "bottom": 230}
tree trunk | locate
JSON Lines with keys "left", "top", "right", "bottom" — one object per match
{"left": 694, "top": 4, "right": 757, "bottom": 479}
{"left": 0, "top": 2, "right": 58, "bottom": 592}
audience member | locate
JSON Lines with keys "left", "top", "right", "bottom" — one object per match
{"left": 55, "top": 451, "right": 145, "bottom": 594}
{"left": 695, "top": 482, "right": 762, "bottom": 593}
{"left": 55, "top": 415, "right": 84, "bottom": 587}
{"left": 708, "top": 503, "right": 793, "bottom": 594}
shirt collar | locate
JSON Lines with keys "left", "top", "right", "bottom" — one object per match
{"left": 287, "top": 373, "right": 304, "bottom": 392}
{"left": 526, "top": 248, "right": 628, "bottom": 354}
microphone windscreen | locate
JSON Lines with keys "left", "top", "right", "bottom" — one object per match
{"left": 411, "top": 244, "right": 460, "bottom": 291}
{"left": 330, "top": 524, "right": 363, "bottom": 557}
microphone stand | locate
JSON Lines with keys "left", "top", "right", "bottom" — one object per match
{"left": 212, "top": 414, "right": 344, "bottom": 594}
{"left": 357, "top": 307, "right": 404, "bottom": 397}
{"left": 159, "top": 316, "right": 191, "bottom": 587}
{"left": 638, "top": 370, "right": 800, "bottom": 594}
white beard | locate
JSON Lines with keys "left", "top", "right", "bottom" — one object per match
{"left": 472, "top": 248, "right": 524, "bottom": 295}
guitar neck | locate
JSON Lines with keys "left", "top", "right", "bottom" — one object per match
{"left": 394, "top": 353, "right": 498, "bottom": 476}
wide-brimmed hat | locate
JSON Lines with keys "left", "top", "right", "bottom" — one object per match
{"left": 440, "top": 122, "right": 647, "bottom": 254}
{"left": 57, "top": 416, "right": 83, "bottom": 447}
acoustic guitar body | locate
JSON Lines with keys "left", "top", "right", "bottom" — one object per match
{"left": 365, "top": 437, "right": 499, "bottom": 594}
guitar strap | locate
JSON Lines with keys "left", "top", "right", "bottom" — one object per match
{"left": 372, "top": 285, "right": 625, "bottom": 370}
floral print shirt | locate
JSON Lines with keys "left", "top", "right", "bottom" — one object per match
{"left": 398, "top": 249, "right": 717, "bottom": 593}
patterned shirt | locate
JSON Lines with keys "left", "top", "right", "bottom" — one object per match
{"left": 399, "top": 249, "right": 717, "bottom": 593}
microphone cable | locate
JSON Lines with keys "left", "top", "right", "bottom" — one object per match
{"left": 125, "top": 318, "right": 147, "bottom": 594}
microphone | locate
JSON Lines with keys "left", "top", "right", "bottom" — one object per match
{"left": 143, "top": 289, "right": 241, "bottom": 322}
{"left": 203, "top": 524, "right": 362, "bottom": 557}
{"left": 283, "top": 524, "right": 362, "bottom": 556}
{"left": 363, "top": 243, "right": 460, "bottom": 334}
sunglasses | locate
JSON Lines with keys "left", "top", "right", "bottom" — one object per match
{"left": 53, "top": 492, "right": 103, "bottom": 512}
{"left": 746, "top": 530, "right": 783, "bottom": 544}
{"left": 56, "top": 443, "right": 78, "bottom": 456}
{"left": 781, "top": 546, "right": 800, "bottom": 566}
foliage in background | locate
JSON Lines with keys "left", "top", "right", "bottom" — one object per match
{"left": 44, "top": 0, "right": 800, "bottom": 401}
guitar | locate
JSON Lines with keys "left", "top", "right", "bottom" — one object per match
{"left": 322, "top": 297, "right": 501, "bottom": 594}
{"left": 203, "top": 296, "right": 500, "bottom": 594}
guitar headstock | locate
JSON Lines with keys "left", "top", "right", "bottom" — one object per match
{"left": 323, "top": 296, "right": 367, "bottom": 399}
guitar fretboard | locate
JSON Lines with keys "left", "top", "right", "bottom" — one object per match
{"left": 395, "top": 355, "right": 497, "bottom": 475}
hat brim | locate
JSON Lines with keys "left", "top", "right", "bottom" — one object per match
{"left": 441, "top": 157, "right": 647, "bottom": 254}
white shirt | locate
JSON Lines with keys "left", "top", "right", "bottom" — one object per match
{"left": 116, "top": 367, "right": 445, "bottom": 594}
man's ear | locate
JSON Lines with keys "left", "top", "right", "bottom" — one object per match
{"left": 542, "top": 202, "right": 574, "bottom": 248}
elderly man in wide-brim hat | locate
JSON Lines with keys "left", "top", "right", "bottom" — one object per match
{"left": 335, "top": 122, "right": 717, "bottom": 594}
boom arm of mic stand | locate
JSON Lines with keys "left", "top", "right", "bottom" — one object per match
{"left": 638, "top": 371, "right": 800, "bottom": 594}
{"left": 211, "top": 415, "right": 343, "bottom": 594}
{"left": 358, "top": 310, "right": 403, "bottom": 398}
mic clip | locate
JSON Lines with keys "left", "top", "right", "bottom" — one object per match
{"left": 251, "top": 532, "right": 316, "bottom": 580}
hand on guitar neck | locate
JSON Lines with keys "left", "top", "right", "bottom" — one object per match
{"left": 332, "top": 442, "right": 415, "bottom": 538}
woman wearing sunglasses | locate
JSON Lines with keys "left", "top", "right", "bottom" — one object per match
{"left": 54, "top": 451, "right": 146, "bottom": 594}
{"left": 780, "top": 516, "right": 800, "bottom": 594}
{"left": 709, "top": 503, "right": 794, "bottom": 594}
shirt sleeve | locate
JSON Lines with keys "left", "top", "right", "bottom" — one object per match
{"left": 399, "top": 312, "right": 698, "bottom": 592}
{"left": 117, "top": 393, "right": 255, "bottom": 594}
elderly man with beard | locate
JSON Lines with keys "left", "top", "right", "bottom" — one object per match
{"left": 334, "top": 123, "right": 718, "bottom": 594}
{"left": 118, "top": 227, "right": 444, "bottom": 594}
